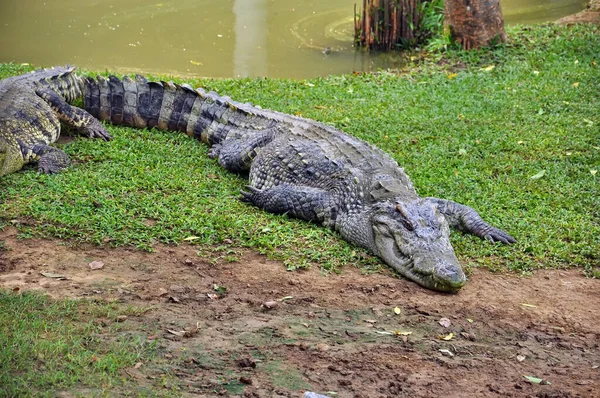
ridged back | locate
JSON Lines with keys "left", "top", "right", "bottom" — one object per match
{"left": 0, "top": 65, "right": 82, "bottom": 104}
{"left": 82, "top": 75, "right": 403, "bottom": 172}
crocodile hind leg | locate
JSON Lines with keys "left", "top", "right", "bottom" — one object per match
{"left": 31, "top": 144, "right": 71, "bottom": 173}
{"left": 35, "top": 87, "right": 111, "bottom": 141}
{"left": 425, "top": 197, "right": 516, "bottom": 244}
{"left": 240, "top": 184, "right": 338, "bottom": 228}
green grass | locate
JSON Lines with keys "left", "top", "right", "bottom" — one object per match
{"left": 1, "top": 23, "right": 599, "bottom": 276}
{"left": 0, "top": 291, "right": 157, "bottom": 397}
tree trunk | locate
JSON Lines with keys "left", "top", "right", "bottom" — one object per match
{"left": 444, "top": 0, "right": 507, "bottom": 50}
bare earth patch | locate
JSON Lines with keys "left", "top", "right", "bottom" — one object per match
{"left": 557, "top": 0, "right": 600, "bottom": 24}
{"left": 1, "top": 227, "right": 598, "bottom": 397}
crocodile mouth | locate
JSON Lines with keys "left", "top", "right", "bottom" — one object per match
{"left": 376, "top": 235, "right": 466, "bottom": 293}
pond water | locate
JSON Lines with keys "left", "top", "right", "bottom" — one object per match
{"left": 0, "top": 0, "right": 587, "bottom": 79}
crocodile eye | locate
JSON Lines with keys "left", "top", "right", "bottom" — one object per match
{"left": 401, "top": 218, "right": 415, "bottom": 231}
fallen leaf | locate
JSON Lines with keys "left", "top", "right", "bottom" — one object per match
{"left": 375, "top": 331, "right": 393, "bottom": 335}
{"left": 169, "top": 296, "right": 180, "bottom": 303}
{"left": 439, "top": 349, "right": 454, "bottom": 357}
{"left": 115, "top": 315, "right": 128, "bottom": 322}
{"left": 439, "top": 332, "right": 454, "bottom": 341}
{"left": 89, "top": 261, "right": 104, "bottom": 270}
{"left": 301, "top": 322, "right": 310, "bottom": 328}
{"left": 393, "top": 307, "right": 401, "bottom": 315}
{"left": 183, "top": 236, "right": 200, "bottom": 241}
{"left": 481, "top": 65, "right": 495, "bottom": 71}
{"left": 278, "top": 296, "right": 294, "bottom": 301}
{"left": 467, "top": 318, "right": 474, "bottom": 323}
{"left": 40, "top": 272, "right": 67, "bottom": 280}
{"left": 592, "top": 170, "right": 598, "bottom": 176}
{"left": 572, "top": 82, "right": 579, "bottom": 88}
{"left": 438, "top": 317, "right": 452, "bottom": 328}
{"left": 517, "top": 354, "right": 526, "bottom": 362}
{"left": 520, "top": 303, "right": 537, "bottom": 308}
{"left": 394, "top": 330, "right": 412, "bottom": 336}
{"left": 529, "top": 170, "right": 546, "bottom": 180}
{"left": 189, "top": 60, "right": 203, "bottom": 66}
{"left": 458, "top": 148, "right": 467, "bottom": 156}
{"left": 533, "top": 70, "right": 540, "bottom": 75}
{"left": 447, "top": 73, "right": 457, "bottom": 79}
{"left": 134, "top": 362, "right": 143, "bottom": 369}
{"left": 524, "top": 375, "right": 550, "bottom": 385}
{"left": 364, "top": 319, "right": 377, "bottom": 324}
{"left": 167, "top": 329, "right": 186, "bottom": 337}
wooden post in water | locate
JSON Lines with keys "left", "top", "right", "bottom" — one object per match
{"left": 355, "top": 0, "right": 426, "bottom": 51}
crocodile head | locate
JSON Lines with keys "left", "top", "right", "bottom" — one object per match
{"left": 371, "top": 199, "right": 466, "bottom": 293}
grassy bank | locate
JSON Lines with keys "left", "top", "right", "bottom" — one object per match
{"left": 0, "top": 291, "right": 157, "bottom": 397}
{"left": 1, "top": 23, "right": 599, "bottom": 276}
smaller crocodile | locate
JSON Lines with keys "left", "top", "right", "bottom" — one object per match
{"left": 0, "top": 66, "right": 111, "bottom": 176}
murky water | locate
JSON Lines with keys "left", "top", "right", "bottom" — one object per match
{"left": 0, "top": 0, "right": 587, "bottom": 79}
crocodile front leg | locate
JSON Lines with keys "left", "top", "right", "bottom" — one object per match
{"left": 425, "top": 197, "right": 516, "bottom": 244}
{"left": 240, "top": 184, "right": 338, "bottom": 228}
{"left": 210, "top": 127, "right": 278, "bottom": 173}
{"left": 35, "top": 87, "right": 111, "bottom": 141}
{"left": 31, "top": 144, "right": 71, "bottom": 173}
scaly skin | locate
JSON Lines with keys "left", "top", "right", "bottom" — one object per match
{"left": 83, "top": 74, "right": 516, "bottom": 293}
{"left": 0, "top": 66, "right": 111, "bottom": 176}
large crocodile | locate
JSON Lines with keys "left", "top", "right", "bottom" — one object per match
{"left": 0, "top": 66, "right": 110, "bottom": 176}
{"left": 82, "top": 74, "right": 516, "bottom": 292}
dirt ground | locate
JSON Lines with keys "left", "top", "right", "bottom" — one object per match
{"left": 0, "top": 227, "right": 598, "bottom": 398}
{"left": 557, "top": 0, "right": 600, "bottom": 24}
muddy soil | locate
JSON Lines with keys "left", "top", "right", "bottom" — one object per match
{"left": 557, "top": 0, "right": 600, "bottom": 23}
{"left": 1, "top": 227, "right": 599, "bottom": 398}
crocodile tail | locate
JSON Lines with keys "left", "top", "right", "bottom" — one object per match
{"left": 83, "top": 75, "right": 281, "bottom": 146}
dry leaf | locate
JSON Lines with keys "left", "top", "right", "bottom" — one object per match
{"left": 40, "top": 272, "right": 67, "bottom": 280}
{"left": 524, "top": 375, "right": 550, "bottom": 385}
{"left": 439, "top": 332, "right": 454, "bottom": 341}
{"left": 394, "top": 330, "right": 412, "bottom": 336}
{"left": 183, "top": 236, "right": 200, "bottom": 241}
{"left": 520, "top": 303, "right": 537, "bottom": 308}
{"left": 89, "top": 261, "right": 104, "bottom": 270}
{"left": 591, "top": 170, "right": 597, "bottom": 176}
{"left": 517, "top": 354, "right": 526, "bottom": 362}
{"left": 481, "top": 65, "right": 495, "bottom": 71}
{"left": 393, "top": 307, "right": 401, "bottom": 315}
{"left": 572, "top": 82, "right": 580, "bottom": 88}
{"left": 447, "top": 73, "right": 457, "bottom": 79}
{"left": 529, "top": 170, "right": 546, "bottom": 180}
{"left": 438, "top": 317, "right": 452, "bottom": 328}
{"left": 439, "top": 349, "right": 454, "bottom": 357}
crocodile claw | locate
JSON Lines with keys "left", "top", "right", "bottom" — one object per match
{"left": 240, "top": 185, "right": 261, "bottom": 203}
{"left": 84, "top": 120, "right": 112, "bottom": 141}
{"left": 483, "top": 228, "right": 516, "bottom": 244}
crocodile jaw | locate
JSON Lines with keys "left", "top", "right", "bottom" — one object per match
{"left": 374, "top": 226, "right": 466, "bottom": 293}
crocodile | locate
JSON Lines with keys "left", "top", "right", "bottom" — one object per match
{"left": 83, "top": 74, "right": 516, "bottom": 292}
{"left": 0, "top": 66, "right": 110, "bottom": 176}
